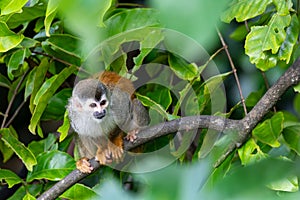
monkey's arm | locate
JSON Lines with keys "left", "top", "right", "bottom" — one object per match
{"left": 76, "top": 136, "right": 110, "bottom": 173}
{"left": 125, "top": 98, "right": 150, "bottom": 141}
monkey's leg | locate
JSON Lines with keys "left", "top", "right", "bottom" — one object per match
{"left": 96, "top": 143, "right": 113, "bottom": 165}
{"left": 108, "top": 133, "right": 124, "bottom": 163}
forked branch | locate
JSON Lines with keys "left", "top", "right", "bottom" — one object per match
{"left": 37, "top": 58, "right": 300, "bottom": 200}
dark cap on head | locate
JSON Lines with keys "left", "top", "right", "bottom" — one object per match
{"left": 73, "top": 79, "right": 107, "bottom": 101}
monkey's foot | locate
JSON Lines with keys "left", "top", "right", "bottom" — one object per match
{"left": 76, "top": 157, "right": 93, "bottom": 173}
{"left": 125, "top": 129, "right": 139, "bottom": 142}
{"left": 95, "top": 149, "right": 113, "bottom": 165}
{"left": 107, "top": 142, "right": 124, "bottom": 163}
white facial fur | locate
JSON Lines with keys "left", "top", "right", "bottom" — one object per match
{"left": 67, "top": 87, "right": 115, "bottom": 138}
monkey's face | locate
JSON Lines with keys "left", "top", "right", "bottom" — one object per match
{"left": 85, "top": 95, "right": 109, "bottom": 121}
{"left": 69, "top": 79, "right": 110, "bottom": 123}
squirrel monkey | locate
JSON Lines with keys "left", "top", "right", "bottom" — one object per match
{"left": 67, "top": 71, "right": 149, "bottom": 173}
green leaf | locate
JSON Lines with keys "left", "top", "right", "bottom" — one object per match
{"left": 20, "top": 37, "right": 39, "bottom": 48}
{"left": 28, "top": 134, "right": 57, "bottom": 156}
{"left": 221, "top": 0, "right": 272, "bottom": 23}
{"left": 8, "top": 184, "right": 42, "bottom": 200}
{"left": 47, "top": 34, "right": 82, "bottom": 58}
{"left": 105, "top": 8, "right": 161, "bottom": 37}
{"left": 0, "top": 21, "right": 24, "bottom": 52}
{"left": 59, "top": 0, "right": 112, "bottom": 29}
{"left": 7, "top": 185, "right": 26, "bottom": 200}
{"left": 294, "top": 93, "right": 300, "bottom": 116}
{"left": 145, "top": 85, "right": 172, "bottom": 110}
{"left": 136, "top": 93, "right": 176, "bottom": 121}
{"left": 0, "top": 169, "right": 22, "bottom": 188}
{"left": 42, "top": 88, "right": 72, "bottom": 120}
{"left": 98, "top": 27, "right": 163, "bottom": 71}
{"left": 245, "top": 14, "right": 291, "bottom": 71}
{"left": 151, "top": 0, "right": 226, "bottom": 47}
{"left": 245, "top": 87, "right": 265, "bottom": 108}
{"left": 0, "top": 0, "right": 28, "bottom": 15}
{"left": 268, "top": 175, "right": 298, "bottom": 192}
{"left": 202, "top": 71, "right": 232, "bottom": 95}
{"left": 238, "top": 138, "right": 268, "bottom": 165}
{"left": 278, "top": 14, "right": 299, "bottom": 64}
{"left": 0, "top": 139, "right": 14, "bottom": 162}
{"left": 294, "top": 83, "right": 300, "bottom": 93}
{"left": 133, "top": 28, "right": 164, "bottom": 70}
{"left": 29, "top": 58, "right": 49, "bottom": 113}
{"left": 6, "top": 4, "right": 47, "bottom": 29}
{"left": 252, "top": 112, "right": 284, "bottom": 147}
{"left": 168, "top": 54, "right": 198, "bottom": 81}
{"left": 0, "top": 72, "right": 11, "bottom": 89}
{"left": 44, "top": 0, "right": 60, "bottom": 36}
{"left": 199, "top": 130, "right": 221, "bottom": 159}
{"left": 24, "top": 68, "right": 37, "bottom": 100}
{"left": 0, "top": 125, "right": 17, "bottom": 162}
{"left": 26, "top": 150, "right": 75, "bottom": 182}
{"left": 272, "top": 0, "right": 293, "bottom": 15}
{"left": 29, "top": 65, "right": 77, "bottom": 134}
{"left": 23, "top": 193, "right": 36, "bottom": 200}
{"left": 0, "top": 127, "right": 37, "bottom": 171}
{"left": 58, "top": 110, "right": 71, "bottom": 142}
{"left": 283, "top": 124, "right": 300, "bottom": 155}
{"left": 61, "top": 183, "right": 98, "bottom": 200}
{"left": 7, "top": 48, "right": 28, "bottom": 80}
{"left": 42, "top": 43, "right": 82, "bottom": 66}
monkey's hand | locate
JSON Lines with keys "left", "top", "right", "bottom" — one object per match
{"left": 125, "top": 129, "right": 139, "bottom": 142}
{"left": 76, "top": 157, "right": 93, "bottom": 173}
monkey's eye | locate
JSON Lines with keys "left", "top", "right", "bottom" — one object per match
{"left": 89, "top": 103, "right": 97, "bottom": 108}
{"left": 100, "top": 100, "right": 107, "bottom": 106}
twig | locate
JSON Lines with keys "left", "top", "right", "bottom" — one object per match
{"left": 1, "top": 70, "right": 28, "bottom": 129}
{"left": 32, "top": 51, "right": 74, "bottom": 67}
{"left": 218, "top": 57, "right": 300, "bottom": 166}
{"left": 32, "top": 51, "right": 92, "bottom": 76}
{"left": 260, "top": 70, "right": 277, "bottom": 112}
{"left": 4, "top": 97, "right": 29, "bottom": 128}
{"left": 37, "top": 58, "right": 300, "bottom": 200}
{"left": 217, "top": 28, "right": 248, "bottom": 115}
{"left": 244, "top": 21, "right": 250, "bottom": 32}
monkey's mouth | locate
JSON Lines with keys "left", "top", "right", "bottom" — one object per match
{"left": 93, "top": 110, "right": 106, "bottom": 119}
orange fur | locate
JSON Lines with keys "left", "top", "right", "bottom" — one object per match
{"left": 98, "top": 71, "right": 135, "bottom": 98}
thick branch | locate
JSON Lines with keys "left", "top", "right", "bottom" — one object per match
{"left": 37, "top": 115, "right": 239, "bottom": 200}
{"left": 37, "top": 58, "right": 300, "bottom": 200}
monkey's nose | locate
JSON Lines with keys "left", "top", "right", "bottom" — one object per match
{"left": 93, "top": 110, "right": 106, "bottom": 119}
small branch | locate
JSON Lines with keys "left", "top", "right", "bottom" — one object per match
{"left": 222, "top": 58, "right": 300, "bottom": 161}
{"left": 4, "top": 98, "right": 28, "bottom": 128}
{"left": 37, "top": 58, "right": 300, "bottom": 200}
{"left": 32, "top": 51, "right": 92, "bottom": 76}
{"left": 244, "top": 21, "right": 250, "bottom": 32}
{"left": 32, "top": 51, "right": 74, "bottom": 67}
{"left": 1, "top": 70, "right": 28, "bottom": 129}
{"left": 260, "top": 70, "right": 277, "bottom": 112}
{"left": 217, "top": 29, "right": 248, "bottom": 115}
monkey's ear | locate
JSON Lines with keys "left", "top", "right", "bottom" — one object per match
{"left": 72, "top": 97, "right": 83, "bottom": 110}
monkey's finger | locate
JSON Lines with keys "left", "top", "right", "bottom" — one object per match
{"left": 126, "top": 129, "right": 139, "bottom": 142}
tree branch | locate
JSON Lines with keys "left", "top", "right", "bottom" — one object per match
{"left": 37, "top": 58, "right": 300, "bottom": 200}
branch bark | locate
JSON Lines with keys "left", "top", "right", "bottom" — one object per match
{"left": 37, "top": 58, "right": 300, "bottom": 200}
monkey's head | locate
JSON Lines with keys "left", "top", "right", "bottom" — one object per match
{"left": 69, "top": 79, "right": 109, "bottom": 122}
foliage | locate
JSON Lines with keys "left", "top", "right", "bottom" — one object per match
{"left": 0, "top": 0, "right": 300, "bottom": 199}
